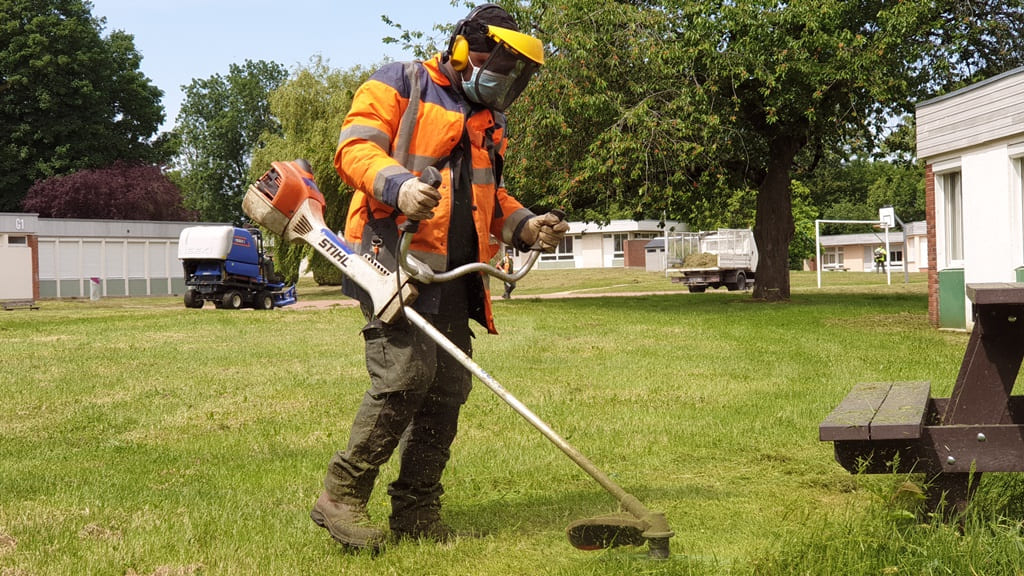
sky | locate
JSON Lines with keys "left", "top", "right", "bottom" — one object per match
{"left": 87, "top": 0, "right": 469, "bottom": 132}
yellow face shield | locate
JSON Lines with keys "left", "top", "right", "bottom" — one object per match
{"left": 462, "top": 26, "right": 544, "bottom": 111}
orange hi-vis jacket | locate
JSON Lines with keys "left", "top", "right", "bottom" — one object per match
{"left": 335, "top": 54, "right": 534, "bottom": 334}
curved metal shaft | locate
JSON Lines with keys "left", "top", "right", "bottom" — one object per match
{"left": 398, "top": 234, "right": 541, "bottom": 284}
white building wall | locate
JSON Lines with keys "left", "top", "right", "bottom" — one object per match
{"left": 918, "top": 66, "right": 1024, "bottom": 328}
{"left": 962, "top": 143, "right": 1022, "bottom": 287}
{"left": 0, "top": 244, "right": 33, "bottom": 299}
{"left": 579, "top": 234, "right": 604, "bottom": 268}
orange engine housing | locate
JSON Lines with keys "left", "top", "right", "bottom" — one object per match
{"left": 251, "top": 160, "right": 326, "bottom": 220}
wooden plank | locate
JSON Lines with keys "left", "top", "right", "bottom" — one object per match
{"left": 819, "top": 382, "right": 892, "bottom": 441}
{"left": 923, "top": 424, "right": 1024, "bottom": 473}
{"left": 869, "top": 381, "right": 931, "bottom": 440}
{"left": 966, "top": 282, "right": 1024, "bottom": 306}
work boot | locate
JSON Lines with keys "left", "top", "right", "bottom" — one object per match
{"left": 310, "top": 491, "right": 386, "bottom": 552}
{"left": 389, "top": 505, "right": 456, "bottom": 543}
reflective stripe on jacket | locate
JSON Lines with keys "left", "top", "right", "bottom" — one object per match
{"left": 335, "top": 54, "right": 533, "bottom": 334}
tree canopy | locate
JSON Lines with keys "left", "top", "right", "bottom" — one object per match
{"left": 22, "top": 161, "right": 196, "bottom": 221}
{"left": 501, "top": 0, "right": 1024, "bottom": 299}
{"left": 0, "top": 0, "right": 164, "bottom": 211}
{"left": 250, "top": 56, "right": 373, "bottom": 284}
{"left": 172, "top": 59, "right": 288, "bottom": 224}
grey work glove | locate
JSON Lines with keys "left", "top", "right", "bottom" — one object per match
{"left": 397, "top": 177, "right": 442, "bottom": 220}
{"left": 519, "top": 212, "right": 570, "bottom": 253}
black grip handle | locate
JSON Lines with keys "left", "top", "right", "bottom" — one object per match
{"left": 420, "top": 166, "right": 442, "bottom": 188}
{"left": 399, "top": 167, "right": 443, "bottom": 234}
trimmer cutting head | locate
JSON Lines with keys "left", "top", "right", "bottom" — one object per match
{"left": 567, "top": 513, "right": 672, "bottom": 559}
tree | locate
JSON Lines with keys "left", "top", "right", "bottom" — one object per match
{"left": 0, "top": 0, "right": 165, "bottom": 211}
{"left": 21, "top": 161, "right": 197, "bottom": 221}
{"left": 250, "top": 57, "right": 373, "bottom": 284}
{"left": 506, "top": 0, "right": 1024, "bottom": 300}
{"left": 173, "top": 59, "right": 288, "bottom": 224}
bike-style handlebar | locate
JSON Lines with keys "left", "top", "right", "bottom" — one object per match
{"left": 397, "top": 166, "right": 564, "bottom": 285}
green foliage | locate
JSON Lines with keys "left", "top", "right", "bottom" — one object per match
{"left": 0, "top": 0, "right": 164, "bottom": 210}
{"left": 249, "top": 56, "right": 373, "bottom": 284}
{"left": 789, "top": 180, "right": 818, "bottom": 269}
{"left": 801, "top": 157, "right": 925, "bottom": 235}
{"left": 173, "top": 59, "right": 288, "bottom": 224}
{"left": 866, "top": 162, "right": 926, "bottom": 223}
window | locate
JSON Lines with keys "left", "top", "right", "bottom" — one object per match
{"left": 1019, "top": 157, "right": 1024, "bottom": 262}
{"left": 610, "top": 233, "right": 626, "bottom": 258}
{"left": 943, "top": 171, "right": 964, "bottom": 264}
{"left": 823, "top": 247, "right": 844, "bottom": 269}
{"left": 7, "top": 235, "right": 27, "bottom": 246}
{"left": 540, "top": 235, "right": 575, "bottom": 261}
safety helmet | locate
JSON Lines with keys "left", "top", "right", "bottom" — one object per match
{"left": 462, "top": 25, "right": 543, "bottom": 111}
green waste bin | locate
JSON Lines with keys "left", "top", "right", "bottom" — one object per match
{"left": 938, "top": 268, "right": 966, "bottom": 330}
{"left": 1017, "top": 267, "right": 1024, "bottom": 283}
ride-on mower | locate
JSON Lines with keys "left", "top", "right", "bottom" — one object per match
{"left": 243, "top": 159, "right": 673, "bottom": 558}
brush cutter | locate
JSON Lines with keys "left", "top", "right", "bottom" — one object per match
{"left": 243, "top": 160, "right": 674, "bottom": 558}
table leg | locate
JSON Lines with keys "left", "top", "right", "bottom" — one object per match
{"left": 927, "top": 472, "right": 979, "bottom": 521}
{"left": 932, "top": 302, "right": 1024, "bottom": 518}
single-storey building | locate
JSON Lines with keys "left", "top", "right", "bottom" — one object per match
{"left": 916, "top": 66, "right": 1024, "bottom": 329}
{"left": 0, "top": 213, "right": 217, "bottom": 303}
{"left": 507, "top": 218, "right": 685, "bottom": 271}
{"left": 811, "top": 221, "right": 929, "bottom": 273}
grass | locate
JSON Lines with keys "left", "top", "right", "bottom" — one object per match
{"left": 2, "top": 269, "right": 1023, "bottom": 575}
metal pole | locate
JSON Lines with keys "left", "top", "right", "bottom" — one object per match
{"left": 894, "top": 213, "right": 910, "bottom": 284}
{"left": 885, "top": 226, "right": 891, "bottom": 285}
{"left": 815, "top": 220, "right": 822, "bottom": 288}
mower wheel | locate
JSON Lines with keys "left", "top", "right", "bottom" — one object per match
{"left": 222, "top": 290, "right": 243, "bottom": 310}
{"left": 255, "top": 291, "right": 274, "bottom": 310}
{"left": 183, "top": 290, "right": 204, "bottom": 309}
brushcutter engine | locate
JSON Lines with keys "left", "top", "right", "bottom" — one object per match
{"left": 242, "top": 159, "right": 415, "bottom": 323}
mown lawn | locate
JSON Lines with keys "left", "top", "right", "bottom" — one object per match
{"left": 3, "top": 270, "right": 1024, "bottom": 575}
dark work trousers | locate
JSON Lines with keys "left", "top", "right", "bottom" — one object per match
{"left": 323, "top": 304, "right": 473, "bottom": 525}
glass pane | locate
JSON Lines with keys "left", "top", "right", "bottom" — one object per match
{"left": 945, "top": 172, "right": 963, "bottom": 262}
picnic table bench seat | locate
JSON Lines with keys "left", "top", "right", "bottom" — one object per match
{"left": 820, "top": 282, "right": 1024, "bottom": 514}
{"left": 2, "top": 299, "right": 39, "bottom": 310}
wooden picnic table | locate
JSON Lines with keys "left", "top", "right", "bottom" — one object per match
{"left": 820, "top": 282, "right": 1024, "bottom": 515}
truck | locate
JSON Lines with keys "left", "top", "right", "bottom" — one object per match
{"left": 177, "top": 225, "right": 297, "bottom": 309}
{"left": 665, "top": 228, "right": 757, "bottom": 293}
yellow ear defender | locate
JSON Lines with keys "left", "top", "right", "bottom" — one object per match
{"left": 445, "top": 3, "right": 499, "bottom": 71}
{"left": 450, "top": 35, "right": 470, "bottom": 71}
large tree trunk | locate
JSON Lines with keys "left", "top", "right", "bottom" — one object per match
{"left": 752, "top": 136, "right": 801, "bottom": 301}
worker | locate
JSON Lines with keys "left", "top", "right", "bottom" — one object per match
{"left": 498, "top": 252, "right": 515, "bottom": 299}
{"left": 310, "top": 3, "right": 569, "bottom": 551}
{"left": 873, "top": 246, "right": 886, "bottom": 273}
